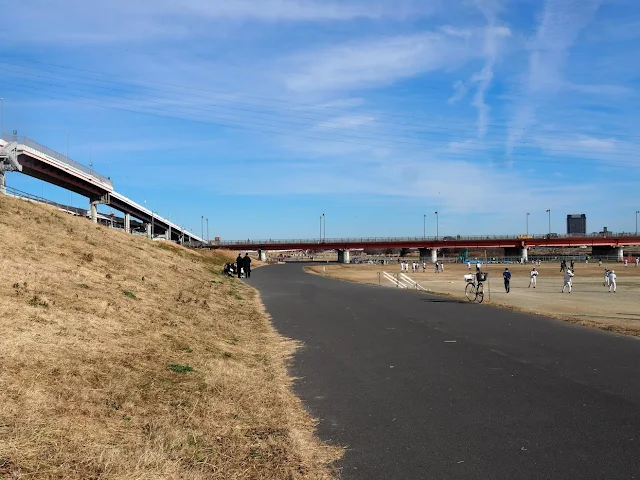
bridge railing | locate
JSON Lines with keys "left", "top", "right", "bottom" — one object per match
{"left": 211, "top": 232, "right": 639, "bottom": 246}
{"left": 2, "top": 134, "right": 114, "bottom": 188}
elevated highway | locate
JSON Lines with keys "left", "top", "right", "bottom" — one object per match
{"left": 207, "top": 234, "right": 640, "bottom": 263}
{"left": 0, "top": 135, "right": 202, "bottom": 243}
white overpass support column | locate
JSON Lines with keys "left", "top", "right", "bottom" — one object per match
{"left": 337, "top": 250, "right": 350, "bottom": 263}
{"left": 521, "top": 246, "right": 529, "bottom": 263}
{"left": 430, "top": 248, "right": 438, "bottom": 264}
{"left": 618, "top": 247, "right": 624, "bottom": 262}
{"left": 124, "top": 214, "right": 131, "bottom": 234}
{"left": 258, "top": 249, "right": 267, "bottom": 261}
{"left": 0, "top": 171, "right": 6, "bottom": 194}
{"left": 167, "top": 226, "right": 172, "bottom": 241}
{"left": 89, "top": 200, "right": 98, "bottom": 223}
{"left": 146, "top": 223, "right": 152, "bottom": 239}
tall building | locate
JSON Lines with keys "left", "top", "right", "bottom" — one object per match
{"left": 567, "top": 214, "right": 587, "bottom": 235}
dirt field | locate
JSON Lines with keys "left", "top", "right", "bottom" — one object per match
{"left": 306, "top": 261, "right": 640, "bottom": 335}
{"left": 0, "top": 194, "right": 339, "bottom": 479}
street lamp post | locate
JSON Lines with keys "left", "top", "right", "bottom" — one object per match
{"left": 201, "top": 215, "right": 204, "bottom": 242}
{"left": 435, "top": 211, "right": 439, "bottom": 240}
{"left": 322, "top": 213, "right": 325, "bottom": 241}
{"left": 423, "top": 214, "right": 426, "bottom": 239}
{"left": 526, "top": 212, "right": 530, "bottom": 236}
{"left": 546, "top": 209, "right": 551, "bottom": 235}
{"left": 636, "top": 210, "right": 639, "bottom": 236}
{"left": 89, "top": 145, "right": 93, "bottom": 176}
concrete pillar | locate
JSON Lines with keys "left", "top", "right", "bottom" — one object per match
{"left": 167, "top": 226, "right": 172, "bottom": 241}
{"left": 521, "top": 246, "right": 528, "bottom": 263}
{"left": 419, "top": 248, "right": 438, "bottom": 264}
{"left": 337, "top": 250, "right": 350, "bottom": 263}
{"left": 618, "top": 247, "right": 624, "bottom": 262}
{"left": 0, "top": 171, "right": 6, "bottom": 195}
{"left": 89, "top": 201, "right": 98, "bottom": 223}
{"left": 124, "top": 213, "right": 130, "bottom": 234}
{"left": 146, "top": 223, "right": 152, "bottom": 239}
{"left": 258, "top": 249, "right": 267, "bottom": 261}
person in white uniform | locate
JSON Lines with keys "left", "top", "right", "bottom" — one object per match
{"left": 467, "top": 261, "right": 471, "bottom": 270}
{"left": 636, "top": 257, "right": 639, "bottom": 267}
{"left": 562, "top": 269, "right": 574, "bottom": 293}
{"left": 529, "top": 267, "right": 538, "bottom": 288}
{"left": 603, "top": 268, "right": 610, "bottom": 287}
{"left": 608, "top": 270, "right": 617, "bottom": 293}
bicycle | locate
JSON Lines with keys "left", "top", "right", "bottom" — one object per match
{"left": 464, "top": 272, "right": 487, "bottom": 303}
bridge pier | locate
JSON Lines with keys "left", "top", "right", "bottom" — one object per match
{"left": 419, "top": 248, "right": 438, "bottom": 264}
{"left": 0, "top": 171, "right": 5, "bottom": 195}
{"left": 592, "top": 246, "right": 624, "bottom": 261}
{"left": 146, "top": 223, "right": 152, "bottom": 239}
{"left": 258, "top": 249, "right": 267, "bottom": 261}
{"left": 337, "top": 250, "right": 350, "bottom": 264}
{"left": 124, "top": 213, "right": 131, "bottom": 234}
{"left": 505, "top": 246, "right": 528, "bottom": 263}
{"left": 167, "top": 226, "right": 172, "bottom": 241}
{"left": 89, "top": 200, "right": 98, "bottom": 223}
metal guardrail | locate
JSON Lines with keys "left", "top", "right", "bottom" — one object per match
{"left": 212, "top": 232, "right": 639, "bottom": 246}
{"left": 3, "top": 185, "right": 87, "bottom": 215}
{"left": 2, "top": 134, "right": 113, "bottom": 187}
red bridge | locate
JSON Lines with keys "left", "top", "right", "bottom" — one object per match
{"left": 205, "top": 233, "right": 640, "bottom": 263}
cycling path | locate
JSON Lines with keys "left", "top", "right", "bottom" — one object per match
{"left": 247, "top": 264, "right": 640, "bottom": 480}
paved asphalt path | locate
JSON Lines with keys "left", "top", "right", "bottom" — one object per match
{"left": 247, "top": 264, "right": 640, "bottom": 480}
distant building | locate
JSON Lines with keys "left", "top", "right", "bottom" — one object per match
{"left": 567, "top": 214, "right": 587, "bottom": 235}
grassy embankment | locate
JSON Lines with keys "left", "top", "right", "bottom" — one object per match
{"left": 0, "top": 194, "right": 340, "bottom": 479}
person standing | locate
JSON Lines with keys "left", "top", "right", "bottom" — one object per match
{"left": 435, "top": 262, "right": 439, "bottom": 274}
{"left": 467, "top": 261, "right": 471, "bottom": 270}
{"left": 636, "top": 257, "right": 639, "bottom": 268}
{"left": 236, "top": 253, "right": 244, "bottom": 278}
{"left": 603, "top": 268, "right": 610, "bottom": 287}
{"left": 624, "top": 259, "right": 628, "bottom": 268}
{"left": 608, "top": 269, "right": 617, "bottom": 293}
{"left": 598, "top": 259, "right": 602, "bottom": 267}
{"left": 560, "top": 259, "right": 566, "bottom": 272}
{"left": 529, "top": 267, "right": 538, "bottom": 288}
{"left": 423, "top": 262, "right": 426, "bottom": 272}
{"left": 503, "top": 268, "right": 511, "bottom": 293}
{"left": 562, "top": 269, "right": 574, "bottom": 293}
{"left": 243, "top": 253, "right": 252, "bottom": 278}
{"left": 570, "top": 259, "right": 575, "bottom": 271}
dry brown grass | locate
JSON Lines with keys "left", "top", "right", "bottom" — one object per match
{"left": 0, "top": 195, "right": 340, "bottom": 479}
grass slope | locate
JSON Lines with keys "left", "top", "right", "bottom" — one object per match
{"left": 0, "top": 195, "right": 339, "bottom": 479}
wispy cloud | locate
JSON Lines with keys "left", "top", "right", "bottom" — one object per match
{"left": 285, "top": 31, "right": 482, "bottom": 92}
{"left": 506, "top": 0, "right": 603, "bottom": 155}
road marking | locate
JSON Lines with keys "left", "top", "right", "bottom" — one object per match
{"left": 445, "top": 340, "right": 457, "bottom": 343}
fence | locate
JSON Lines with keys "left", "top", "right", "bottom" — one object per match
{"left": 3, "top": 185, "right": 87, "bottom": 216}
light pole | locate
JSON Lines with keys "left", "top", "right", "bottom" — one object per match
{"left": 201, "top": 215, "right": 204, "bottom": 242}
{"left": 322, "top": 213, "right": 325, "bottom": 241}
{"left": 434, "top": 211, "right": 439, "bottom": 240}
{"left": 636, "top": 210, "right": 639, "bottom": 236}
{"left": 423, "top": 214, "right": 426, "bottom": 239}
{"left": 526, "top": 212, "right": 530, "bottom": 236}
{"left": 546, "top": 209, "right": 551, "bottom": 235}
{"left": 89, "top": 145, "right": 93, "bottom": 176}
{"left": 319, "top": 215, "right": 322, "bottom": 242}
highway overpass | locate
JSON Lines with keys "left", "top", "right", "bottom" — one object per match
{"left": 206, "top": 234, "right": 640, "bottom": 263}
{"left": 0, "top": 135, "right": 202, "bottom": 243}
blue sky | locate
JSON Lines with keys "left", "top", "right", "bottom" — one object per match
{"left": 1, "top": 0, "right": 639, "bottom": 239}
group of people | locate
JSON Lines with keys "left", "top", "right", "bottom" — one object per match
{"left": 400, "top": 261, "right": 426, "bottom": 273}
{"left": 223, "top": 253, "right": 252, "bottom": 278}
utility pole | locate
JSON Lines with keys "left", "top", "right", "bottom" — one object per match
{"left": 636, "top": 210, "right": 639, "bottom": 236}
{"left": 201, "top": 215, "right": 204, "bottom": 242}
{"left": 423, "top": 214, "right": 426, "bottom": 239}
{"left": 322, "top": 213, "right": 325, "bottom": 241}
{"left": 526, "top": 212, "right": 530, "bottom": 236}
{"left": 435, "top": 211, "right": 439, "bottom": 240}
{"left": 319, "top": 215, "right": 322, "bottom": 242}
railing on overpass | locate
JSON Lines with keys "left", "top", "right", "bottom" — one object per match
{"left": 4, "top": 185, "right": 87, "bottom": 216}
{"left": 2, "top": 134, "right": 113, "bottom": 187}
{"left": 211, "top": 232, "right": 637, "bottom": 247}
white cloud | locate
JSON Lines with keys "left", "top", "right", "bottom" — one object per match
{"left": 506, "top": 0, "right": 603, "bottom": 153}
{"left": 315, "top": 115, "right": 377, "bottom": 130}
{"left": 285, "top": 31, "right": 481, "bottom": 92}
{"left": 448, "top": 80, "right": 468, "bottom": 104}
